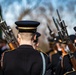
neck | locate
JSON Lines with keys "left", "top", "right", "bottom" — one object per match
{"left": 19, "top": 40, "right": 33, "bottom": 46}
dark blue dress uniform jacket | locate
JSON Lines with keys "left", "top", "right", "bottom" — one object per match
{"left": 2, "top": 45, "right": 43, "bottom": 75}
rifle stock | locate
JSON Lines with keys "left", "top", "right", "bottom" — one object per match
{"left": 67, "top": 50, "right": 76, "bottom": 70}
{"left": 8, "top": 42, "right": 18, "bottom": 50}
{"left": 70, "top": 56, "right": 76, "bottom": 70}
{"left": 68, "top": 43, "right": 76, "bottom": 52}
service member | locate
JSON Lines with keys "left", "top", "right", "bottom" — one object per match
{"left": 33, "top": 31, "right": 53, "bottom": 75}
{"left": 1, "top": 20, "right": 52, "bottom": 75}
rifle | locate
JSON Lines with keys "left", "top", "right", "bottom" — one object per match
{"left": 47, "top": 24, "right": 58, "bottom": 51}
{"left": 56, "top": 9, "right": 68, "bottom": 36}
{"left": 0, "top": 18, "right": 19, "bottom": 50}
{"left": 52, "top": 17, "right": 63, "bottom": 41}
{"left": 56, "top": 9, "right": 76, "bottom": 52}
{"left": 53, "top": 9, "right": 76, "bottom": 70}
{"left": 47, "top": 24, "right": 55, "bottom": 38}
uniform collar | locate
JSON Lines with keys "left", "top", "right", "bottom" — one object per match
{"left": 19, "top": 44, "right": 33, "bottom": 49}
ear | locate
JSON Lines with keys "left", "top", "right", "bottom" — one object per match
{"left": 31, "top": 34, "right": 36, "bottom": 42}
{"left": 17, "top": 34, "right": 21, "bottom": 44}
{"left": 33, "top": 35, "right": 36, "bottom": 41}
{"left": 36, "top": 42, "right": 39, "bottom": 47}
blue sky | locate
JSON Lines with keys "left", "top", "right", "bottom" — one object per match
{"left": 0, "top": 0, "right": 76, "bottom": 35}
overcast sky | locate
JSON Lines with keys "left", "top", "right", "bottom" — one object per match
{"left": 0, "top": 0, "right": 76, "bottom": 35}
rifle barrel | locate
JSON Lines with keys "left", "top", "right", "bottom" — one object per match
{"left": 56, "top": 9, "right": 61, "bottom": 21}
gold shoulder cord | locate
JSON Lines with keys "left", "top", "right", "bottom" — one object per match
{"left": 1, "top": 52, "right": 5, "bottom": 68}
{"left": 1, "top": 50, "right": 13, "bottom": 68}
{"left": 64, "top": 71, "right": 76, "bottom": 75}
{"left": 37, "top": 48, "right": 47, "bottom": 55}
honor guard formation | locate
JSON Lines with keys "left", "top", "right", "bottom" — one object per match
{"left": 0, "top": 10, "right": 76, "bottom": 75}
